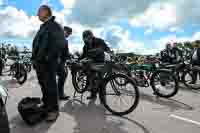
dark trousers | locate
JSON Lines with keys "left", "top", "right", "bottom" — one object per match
{"left": 192, "top": 62, "right": 200, "bottom": 83}
{"left": 0, "top": 59, "right": 3, "bottom": 75}
{"left": 35, "top": 61, "right": 59, "bottom": 112}
{"left": 57, "top": 61, "right": 67, "bottom": 97}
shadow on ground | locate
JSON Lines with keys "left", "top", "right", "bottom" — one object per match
{"left": 61, "top": 99, "right": 150, "bottom": 133}
{"left": 140, "top": 93, "right": 193, "bottom": 112}
{"left": 179, "top": 84, "right": 200, "bottom": 94}
{"left": 106, "top": 114, "right": 151, "bottom": 133}
{"left": 0, "top": 78, "right": 21, "bottom": 89}
{"left": 9, "top": 115, "right": 52, "bottom": 133}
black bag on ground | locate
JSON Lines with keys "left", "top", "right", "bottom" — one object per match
{"left": 18, "top": 97, "right": 46, "bottom": 126}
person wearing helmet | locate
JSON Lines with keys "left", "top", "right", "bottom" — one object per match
{"left": 79, "top": 30, "right": 111, "bottom": 100}
{"left": 79, "top": 30, "right": 110, "bottom": 62}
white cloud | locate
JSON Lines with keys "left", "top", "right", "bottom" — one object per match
{"left": 192, "top": 32, "right": 200, "bottom": 41}
{"left": 175, "top": 0, "right": 200, "bottom": 27}
{"left": 60, "top": 0, "right": 75, "bottom": 9}
{"left": 154, "top": 31, "right": 200, "bottom": 51}
{"left": 64, "top": 24, "right": 157, "bottom": 55}
{"left": 0, "top": 6, "right": 41, "bottom": 38}
{"left": 65, "top": 0, "right": 154, "bottom": 26}
{"left": 41, "top": 0, "right": 50, "bottom": 5}
{"left": 2, "top": 0, "right": 200, "bottom": 55}
{"left": 111, "top": 30, "right": 157, "bottom": 55}
{"left": 169, "top": 27, "right": 184, "bottom": 33}
{"left": 0, "top": 0, "right": 7, "bottom": 6}
{"left": 53, "top": 10, "right": 68, "bottom": 26}
{"left": 0, "top": 0, "right": 3, "bottom": 5}
{"left": 128, "top": 0, "right": 200, "bottom": 31}
{"left": 154, "top": 35, "right": 176, "bottom": 50}
{"left": 0, "top": 6, "right": 72, "bottom": 39}
{"left": 129, "top": 2, "right": 177, "bottom": 30}
{"left": 67, "top": 28, "right": 200, "bottom": 55}
{"left": 144, "top": 29, "right": 153, "bottom": 35}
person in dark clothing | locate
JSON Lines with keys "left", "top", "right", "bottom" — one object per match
{"left": 171, "top": 43, "right": 182, "bottom": 64}
{"left": 160, "top": 43, "right": 172, "bottom": 63}
{"left": 79, "top": 30, "right": 110, "bottom": 61}
{"left": 79, "top": 30, "right": 111, "bottom": 100}
{"left": 0, "top": 44, "right": 6, "bottom": 75}
{"left": 57, "top": 26, "right": 72, "bottom": 100}
{"left": 0, "top": 59, "right": 3, "bottom": 76}
{"left": 190, "top": 40, "right": 200, "bottom": 84}
{"left": 32, "top": 5, "right": 65, "bottom": 122}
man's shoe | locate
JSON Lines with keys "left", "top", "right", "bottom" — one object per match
{"left": 59, "top": 95, "right": 70, "bottom": 101}
{"left": 46, "top": 112, "right": 59, "bottom": 122}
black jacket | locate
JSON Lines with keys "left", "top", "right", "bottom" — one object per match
{"left": 60, "top": 39, "right": 70, "bottom": 62}
{"left": 171, "top": 47, "right": 182, "bottom": 63}
{"left": 79, "top": 37, "right": 110, "bottom": 62}
{"left": 0, "top": 48, "right": 6, "bottom": 59}
{"left": 191, "top": 48, "right": 200, "bottom": 65}
{"left": 32, "top": 16, "right": 65, "bottom": 64}
{"left": 160, "top": 49, "right": 172, "bottom": 63}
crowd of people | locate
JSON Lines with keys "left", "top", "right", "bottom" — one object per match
{"left": 0, "top": 44, "right": 19, "bottom": 57}
{"left": 2, "top": 4, "right": 200, "bottom": 123}
{"left": 160, "top": 43, "right": 183, "bottom": 64}
{"left": 160, "top": 41, "right": 200, "bottom": 64}
{"left": 31, "top": 5, "right": 111, "bottom": 122}
{"left": 159, "top": 40, "right": 200, "bottom": 64}
{"left": 160, "top": 40, "right": 200, "bottom": 84}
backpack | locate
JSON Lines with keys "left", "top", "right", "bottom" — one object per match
{"left": 18, "top": 97, "right": 46, "bottom": 126}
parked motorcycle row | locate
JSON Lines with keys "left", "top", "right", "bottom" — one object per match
{"left": 0, "top": 44, "right": 32, "bottom": 132}
{"left": 65, "top": 48, "right": 200, "bottom": 116}
{"left": 63, "top": 52, "right": 181, "bottom": 116}
{"left": 0, "top": 44, "right": 32, "bottom": 85}
{"left": 0, "top": 45, "right": 199, "bottom": 132}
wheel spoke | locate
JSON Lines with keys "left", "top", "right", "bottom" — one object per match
{"left": 103, "top": 74, "right": 139, "bottom": 115}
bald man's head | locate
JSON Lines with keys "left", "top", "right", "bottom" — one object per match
{"left": 37, "top": 5, "right": 52, "bottom": 22}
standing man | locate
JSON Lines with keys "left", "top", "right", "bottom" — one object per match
{"left": 0, "top": 44, "right": 6, "bottom": 75}
{"left": 160, "top": 43, "right": 172, "bottom": 63}
{"left": 171, "top": 42, "right": 182, "bottom": 64}
{"left": 57, "top": 26, "right": 72, "bottom": 100}
{"left": 32, "top": 5, "right": 65, "bottom": 122}
{"left": 190, "top": 40, "right": 200, "bottom": 84}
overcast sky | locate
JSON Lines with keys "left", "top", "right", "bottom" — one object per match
{"left": 0, "top": 0, "right": 199, "bottom": 54}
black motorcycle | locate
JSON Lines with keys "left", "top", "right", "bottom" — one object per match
{"left": 7, "top": 56, "right": 27, "bottom": 85}
{"left": 21, "top": 55, "right": 32, "bottom": 73}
